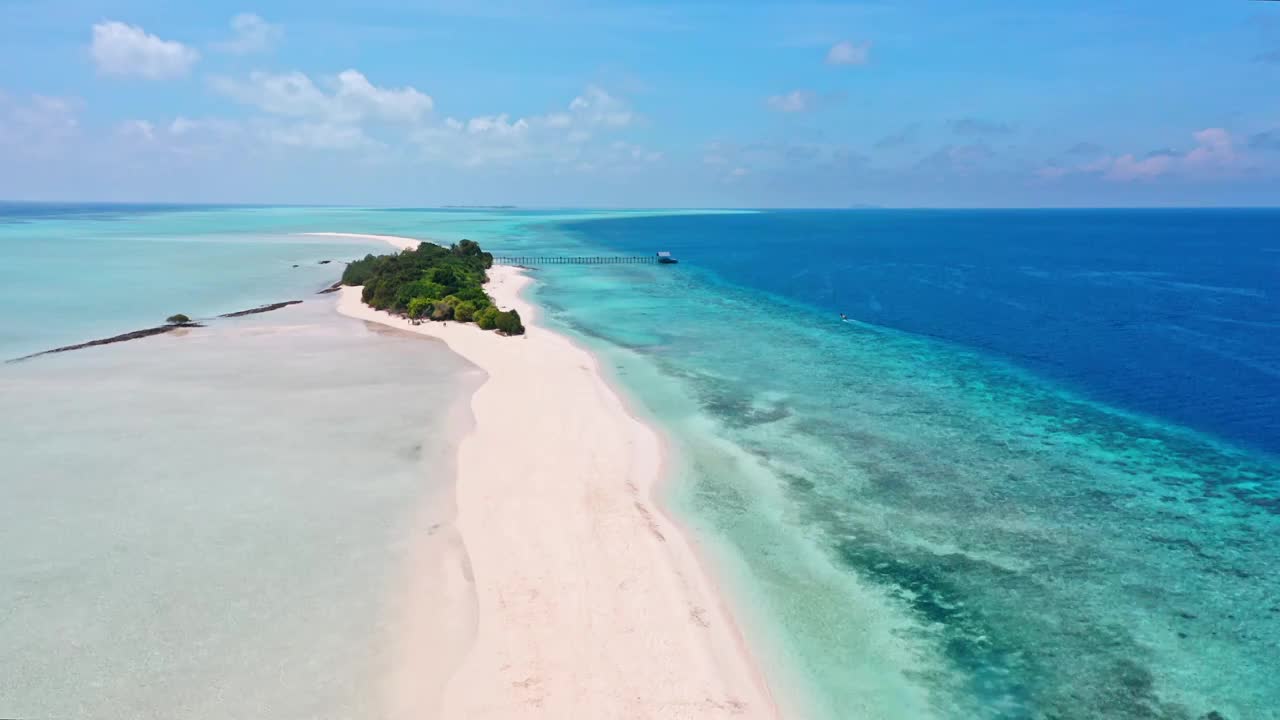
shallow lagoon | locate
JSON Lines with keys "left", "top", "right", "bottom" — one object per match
{"left": 0, "top": 300, "right": 481, "bottom": 719}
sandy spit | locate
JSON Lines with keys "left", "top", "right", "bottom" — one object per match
{"left": 333, "top": 233, "right": 779, "bottom": 719}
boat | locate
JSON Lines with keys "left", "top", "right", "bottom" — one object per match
{"left": 657, "top": 251, "right": 678, "bottom": 264}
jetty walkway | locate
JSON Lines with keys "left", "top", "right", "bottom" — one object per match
{"left": 493, "top": 255, "right": 675, "bottom": 266}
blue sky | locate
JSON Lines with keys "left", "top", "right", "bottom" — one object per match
{"left": 2, "top": 0, "right": 1279, "bottom": 207}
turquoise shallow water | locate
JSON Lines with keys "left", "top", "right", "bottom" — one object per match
{"left": 0, "top": 207, "right": 390, "bottom": 358}
{"left": 2, "top": 205, "right": 1276, "bottom": 720}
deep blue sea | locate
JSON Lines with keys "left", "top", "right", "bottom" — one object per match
{"left": 561, "top": 210, "right": 1280, "bottom": 456}
{"left": 2, "top": 205, "right": 1276, "bottom": 720}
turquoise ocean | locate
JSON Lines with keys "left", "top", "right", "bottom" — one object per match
{"left": 1, "top": 205, "right": 1276, "bottom": 720}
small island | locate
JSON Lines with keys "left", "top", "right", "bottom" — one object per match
{"left": 341, "top": 239, "right": 524, "bottom": 335}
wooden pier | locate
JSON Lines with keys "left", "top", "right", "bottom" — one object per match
{"left": 493, "top": 255, "right": 674, "bottom": 266}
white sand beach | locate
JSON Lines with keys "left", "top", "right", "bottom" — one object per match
{"left": 333, "top": 234, "right": 779, "bottom": 719}
{"left": 298, "top": 231, "right": 424, "bottom": 251}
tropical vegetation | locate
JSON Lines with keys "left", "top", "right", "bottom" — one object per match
{"left": 341, "top": 239, "right": 524, "bottom": 335}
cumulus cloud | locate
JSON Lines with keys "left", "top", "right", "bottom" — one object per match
{"left": 1039, "top": 128, "right": 1244, "bottom": 182}
{"left": 415, "top": 86, "right": 651, "bottom": 169}
{"left": 949, "top": 117, "right": 1013, "bottom": 137}
{"left": 210, "top": 69, "right": 431, "bottom": 153}
{"left": 215, "top": 13, "right": 282, "bottom": 54}
{"left": 212, "top": 69, "right": 432, "bottom": 123}
{"left": 135, "top": 73, "right": 650, "bottom": 169}
{"left": 335, "top": 70, "right": 433, "bottom": 122}
{"left": 826, "top": 40, "right": 870, "bottom": 66}
{"left": 567, "top": 86, "right": 635, "bottom": 127}
{"left": 1182, "top": 128, "right": 1240, "bottom": 172}
{"left": 91, "top": 21, "right": 199, "bottom": 79}
{"left": 766, "top": 90, "right": 816, "bottom": 113}
{"left": 465, "top": 114, "right": 529, "bottom": 138}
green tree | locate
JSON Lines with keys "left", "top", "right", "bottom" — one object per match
{"left": 475, "top": 306, "right": 499, "bottom": 329}
{"left": 166, "top": 313, "right": 191, "bottom": 325}
{"left": 341, "top": 254, "right": 380, "bottom": 285}
{"left": 407, "top": 297, "right": 433, "bottom": 319}
{"left": 430, "top": 303, "right": 454, "bottom": 321}
{"left": 453, "top": 285, "right": 491, "bottom": 308}
{"left": 396, "top": 279, "right": 447, "bottom": 309}
{"left": 454, "top": 301, "right": 478, "bottom": 322}
{"left": 494, "top": 309, "right": 525, "bottom": 335}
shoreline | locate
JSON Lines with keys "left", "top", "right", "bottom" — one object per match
{"left": 296, "top": 231, "right": 425, "bottom": 251}
{"left": 334, "top": 234, "right": 780, "bottom": 718}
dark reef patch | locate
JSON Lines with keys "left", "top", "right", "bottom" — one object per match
{"left": 7, "top": 322, "right": 204, "bottom": 363}
{"left": 219, "top": 300, "right": 303, "bottom": 318}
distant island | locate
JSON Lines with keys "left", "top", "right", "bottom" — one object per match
{"left": 341, "top": 239, "right": 524, "bottom": 335}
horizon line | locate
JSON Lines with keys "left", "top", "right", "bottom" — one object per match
{"left": 4, "top": 200, "right": 1280, "bottom": 212}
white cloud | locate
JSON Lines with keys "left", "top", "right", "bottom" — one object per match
{"left": 766, "top": 90, "right": 816, "bottom": 113}
{"left": 466, "top": 114, "right": 529, "bottom": 137}
{"left": 410, "top": 86, "right": 651, "bottom": 171}
{"left": 1100, "top": 153, "right": 1175, "bottom": 182}
{"left": 566, "top": 85, "right": 635, "bottom": 127}
{"left": 335, "top": 70, "right": 432, "bottom": 122}
{"left": 215, "top": 13, "right": 282, "bottom": 55}
{"left": 211, "top": 71, "right": 327, "bottom": 117}
{"left": 212, "top": 69, "right": 432, "bottom": 124}
{"left": 198, "top": 76, "right": 649, "bottom": 169}
{"left": 1041, "top": 128, "right": 1244, "bottom": 182}
{"left": 208, "top": 67, "right": 431, "bottom": 153}
{"left": 90, "top": 21, "right": 199, "bottom": 79}
{"left": 1184, "top": 127, "right": 1238, "bottom": 172}
{"left": 826, "top": 40, "right": 870, "bottom": 66}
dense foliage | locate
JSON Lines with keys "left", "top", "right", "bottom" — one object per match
{"left": 342, "top": 239, "right": 524, "bottom": 335}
